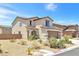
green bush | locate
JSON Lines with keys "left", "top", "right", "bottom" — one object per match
{"left": 38, "top": 39, "right": 42, "bottom": 44}
{"left": 28, "top": 35, "right": 37, "bottom": 41}
{"left": 0, "top": 49, "right": 3, "bottom": 53}
{"left": 63, "top": 35, "right": 72, "bottom": 44}
{"left": 49, "top": 37, "right": 58, "bottom": 48}
{"left": 10, "top": 39, "right": 16, "bottom": 42}
{"left": 20, "top": 41, "right": 27, "bottom": 45}
{"left": 57, "top": 40, "right": 66, "bottom": 48}
{"left": 32, "top": 41, "right": 41, "bottom": 49}
{"left": 49, "top": 37, "right": 66, "bottom": 49}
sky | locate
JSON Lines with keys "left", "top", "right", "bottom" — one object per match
{"left": 0, "top": 3, "right": 79, "bottom": 26}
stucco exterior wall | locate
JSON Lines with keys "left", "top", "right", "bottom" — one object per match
{"left": 0, "top": 28, "right": 2, "bottom": 34}
{"left": 38, "top": 28, "right": 48, "bottom": 41}
{"left": 35, "top": 18, "right": 53, "bottom": 28}
{"left": 12, "top": 21, "right": 28, "bottom": 39}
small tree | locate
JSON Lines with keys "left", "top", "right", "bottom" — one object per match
{"left": 0, "top": 44, "right": 3, "bottom": 53}
{"left": 38, "top": 39, "right": 42, "bottom": 44}
{"left": 28, "top": 35, "right": 35, "bottom": 41}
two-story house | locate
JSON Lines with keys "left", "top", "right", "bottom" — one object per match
{"left": 12, "top": 16, "right": 60, "bottom": 41}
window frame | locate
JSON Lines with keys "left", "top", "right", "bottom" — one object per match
{"left": 19, "top": 22, "right": 22, "bottom": 27}
{"left": 45, "top": 20, "right": 49, "bottom": 27}
{"left": 30, "top": 20, "right": 32, "bottom": 26}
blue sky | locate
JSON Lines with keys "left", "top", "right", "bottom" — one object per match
{"left": 0, "top": 3, "right": 79, "bottom": 26}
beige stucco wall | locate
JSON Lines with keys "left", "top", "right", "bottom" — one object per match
{"left": 0, "top": 28, "right": 2, "bottom": 34}
{"left": 39, "top": 28, "right": 48, "bottom": 40}
{"left": 12, "top": 21, "right": 28, "bottom": 39}
{"left": 35, "top": 18, "right": 53, "bottom": 28}
{"left": 36, "top": 26, "right": 48, "bottom": 41}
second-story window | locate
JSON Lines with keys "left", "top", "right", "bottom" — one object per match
{"left": 30, "top": 20, "right": 32, "bottom": 26}
{"left": 19, "top": 22, "right": 22, "bottom": 27}
{"left": 45, "top": 20, "right": 49, "bottom": 27}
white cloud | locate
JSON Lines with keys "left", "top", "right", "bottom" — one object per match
{"left": 0, "top": 4, "right": 33, "bottom": 25}
{"left": 0, "top": 15, "right": 9, "bottom": 19}
{"left": 45, "top": 3, "right": 57, "bottom": 11}
{"left": 0, "top": 7, "right": 17, "bottom": 15}
{"left": 0, "top": 7, "right": 18, "bottom": 21}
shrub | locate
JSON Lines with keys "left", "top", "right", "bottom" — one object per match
{"left": 63, "top": 35, "right": 72, "bottom": 44}
{"left": 38, "top": 39, "right": 42, "bottom": 44}
{"left": 49, "top": 37, "right": 58, "bottom": 48}
{"left": 0, "top": 49, "right": 3, "bottom": 53}
{"left": 0, "top": 44, "right": 1, "bottom": 46}
{"left": 32, "top": 41, "right": 41, "bottom": 49}
{"left": 43, "top": 42, "right": 50, "bottom": 46}
{"left": 64, "top": 35, "right": 73, "bottom": 40}
{"left": 5, "top": 51, "right": 8, "bottom": 53}
{"left": 57, "top": 39, "right": 66, "bottom": 48}
{"left": 28, "top": 35, "right": 37, "bottom": 41}
{"left": 10, "top": 39, "right": 16, "bottom": 42}
{"left": 20, "top": 41, "right": 27, "bottom": 45}
{"left": 49, "top": 37, "right": 66, "bottom": 49}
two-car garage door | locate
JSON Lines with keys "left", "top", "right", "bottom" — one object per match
{"left": 48, "top": 31, "right": 60, "bottom": 39}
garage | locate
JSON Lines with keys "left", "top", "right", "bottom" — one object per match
{"left": 48, "top": 31, "right": 60, "bottom": 39}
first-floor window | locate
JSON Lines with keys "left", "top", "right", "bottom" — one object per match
{"left": 18, "top": 31, "right": 21, "bottom": 34}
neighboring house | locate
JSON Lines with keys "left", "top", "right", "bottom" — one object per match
{"left": 0, "top": 25, "right": 12, "bottom": 34}
{"left": 12, "top": 16, "right": 60, "bottom": 41}
{"left": 53, "top": 23, "right": 78, "bottom": 38}
{"left": 63, "top": 25, "right": 77, "bottom": 37}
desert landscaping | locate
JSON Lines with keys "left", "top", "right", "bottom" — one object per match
{"left": 0, "top": 35, "right": 76, "bottom": 56}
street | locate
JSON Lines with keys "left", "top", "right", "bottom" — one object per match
{"left": 55, "top": 47, "right": 79, "bottom": 56}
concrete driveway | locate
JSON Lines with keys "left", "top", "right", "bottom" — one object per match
{"left": 55, "top": 47, "right": 79, "bottom": 56}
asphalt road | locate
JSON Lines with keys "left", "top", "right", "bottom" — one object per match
{"left": 55, "top": 47, "right": 79, "bottom": 56}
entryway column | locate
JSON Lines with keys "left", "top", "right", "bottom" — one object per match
{"left": 60, "top": 30, "right": 63, "bottom": 39}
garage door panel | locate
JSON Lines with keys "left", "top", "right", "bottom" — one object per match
{"left": 48, "top": 31, "right": 60, "bottom": 39}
